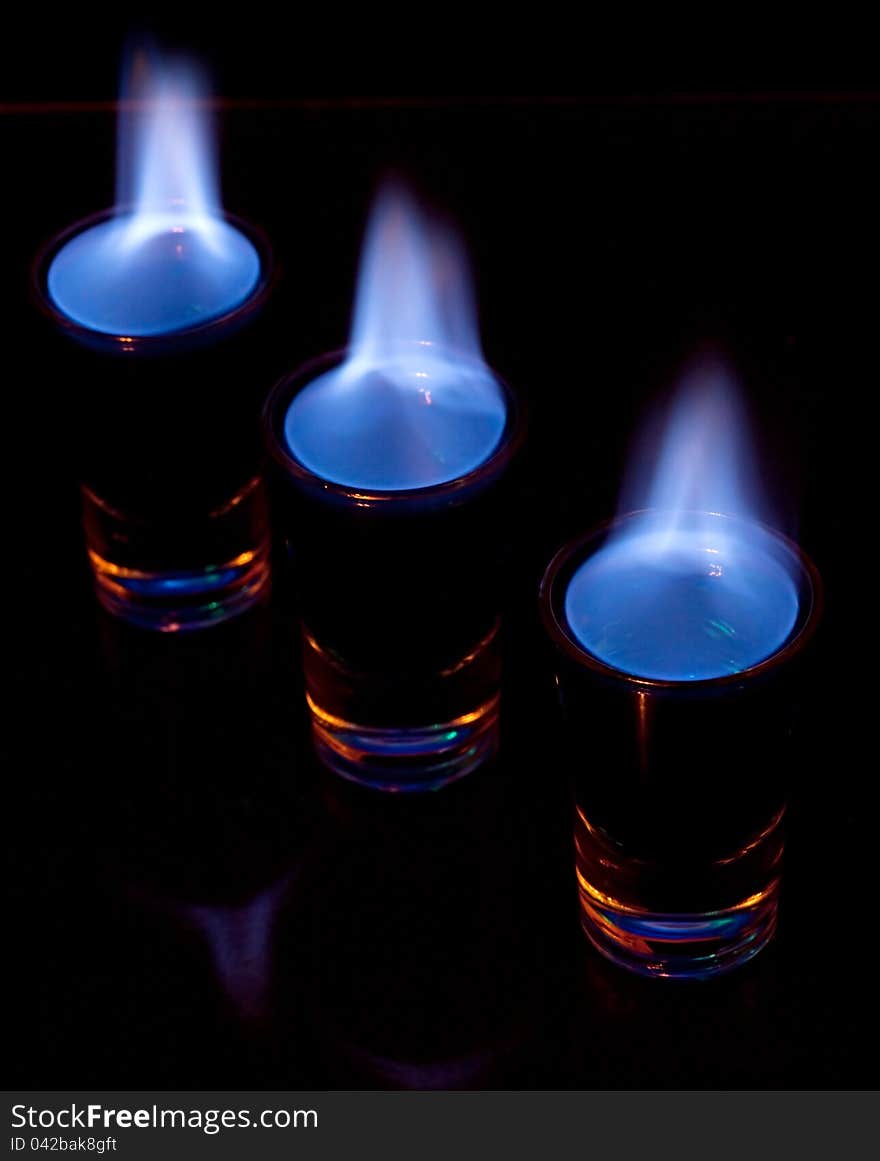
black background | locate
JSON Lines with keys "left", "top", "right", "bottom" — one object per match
{"left": 4, "top": 26, "right": 870, "bottom": 1088}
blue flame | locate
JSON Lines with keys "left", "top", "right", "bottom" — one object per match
{"left": 47, "top": 50, "right": 260, "bottom": 337}
{"left": 284, "top": 181, "right": 507, "bottom": 490}
{"left": 564, "top": 356, "right": 800, "bottom": 681}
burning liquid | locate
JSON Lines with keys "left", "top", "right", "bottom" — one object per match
{"left": 283, "top": 183, "right": 507, "bottom": 490}
{"left": 564, "top": 512, "right": 800, "bottom": 681}
{"left": 565, "top": 356, "right": 801, "bottom": 682}
{"left": 48, "top": 219, "right": 260, "bottom": 336}
{"left": 47, "top": 52, "right": 260, "bottom": 336}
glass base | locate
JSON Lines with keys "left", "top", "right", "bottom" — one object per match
{"left": 90, "top": 545, "right": 271, "bottom": 632}
{"left": 578, "top": 883, "right": 779, "bottom": 980}
{"left": 308, "top": 693, "right": 501, "bottom": 792}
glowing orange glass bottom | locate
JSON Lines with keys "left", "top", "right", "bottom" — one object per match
{"left": 82, "top": 475, "right": 271, "bottom": 632}
{"left": 574, "top": 803, "right": 784, "bottom": 978}
{"left": 302, "top": 621, "right": 502, "bottom": 791}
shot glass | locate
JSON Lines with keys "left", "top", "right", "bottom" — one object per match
{"left": 32, "top": 208, "right": 277, "bottom": 631}
{"left": 540, "top": 509, "right": 823, "bottom": 978}
{"left": 263, "top": 348, "right": 525, "bottom": 792}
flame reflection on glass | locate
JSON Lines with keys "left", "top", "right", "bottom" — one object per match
{"left": 47, "top": 50, "right": 260, "bottom": 337}
{"left": 283, "top": 181, "right": 507, "bottom": 490}
{"left": 564, "top": 355, "right": 800, "bottom": 681}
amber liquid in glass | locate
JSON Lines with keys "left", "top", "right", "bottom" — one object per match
{"left": 82, "top": 473, "right": 271, "bottom": 632}
{"left": 302, "top": 617, "right": 502, "bottom": 791}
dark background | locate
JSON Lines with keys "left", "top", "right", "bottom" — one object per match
{"left": 4, "top": 27, "right": 870, "bottom": 1088}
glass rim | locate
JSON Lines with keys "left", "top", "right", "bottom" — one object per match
{"left": 539, "top": 508, "right": 824, "bottom": 693}
{"left": 30, "top": 205, "right": 278, "bottom": 355}
{"left": 261, "top": 345, "right": 526, "bottom": 512}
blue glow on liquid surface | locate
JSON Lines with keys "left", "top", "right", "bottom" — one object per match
{"left": 47, "top": 216, "right": 261, "bottom": 336}
{"left": 283, "top": 358, "right": 508, "bottom": 491}
{"left": 564, "top": 524, "right": 800, "bottom": 681}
